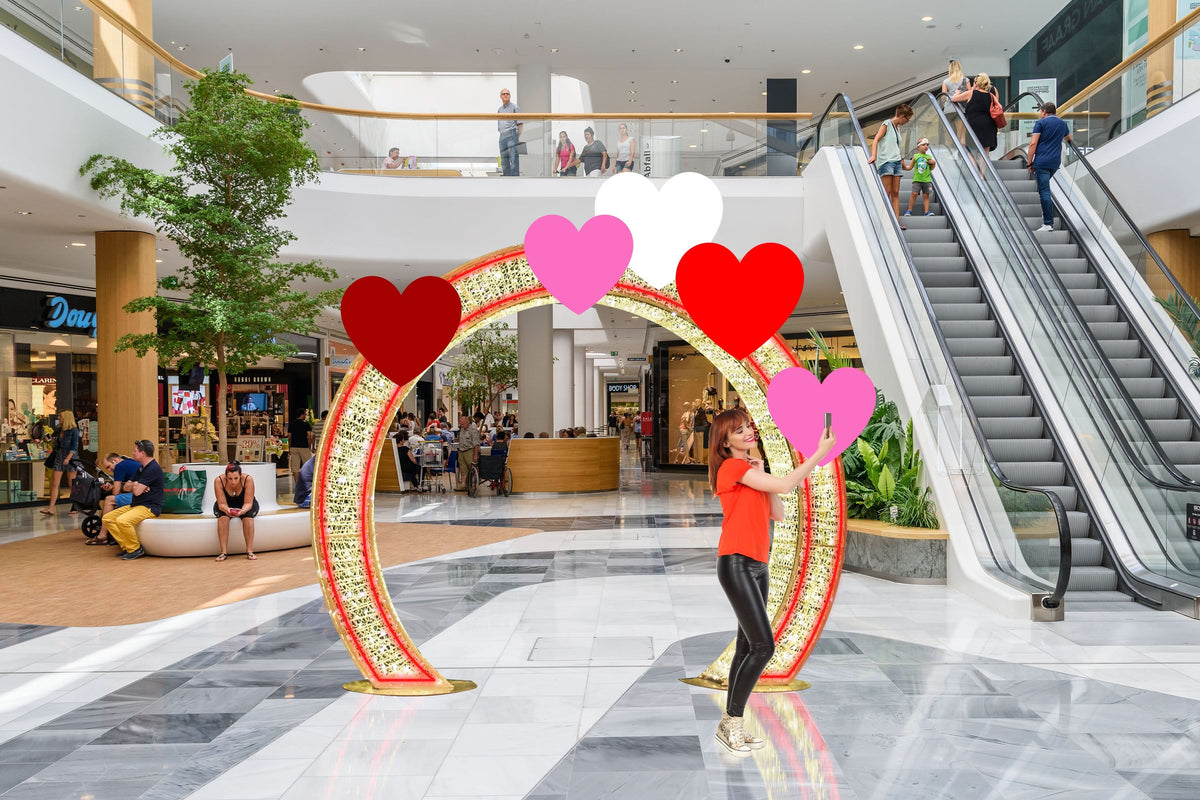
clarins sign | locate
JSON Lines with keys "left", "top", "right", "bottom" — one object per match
{"left": 0, "top": 288, "right": 97, "bottom": 338}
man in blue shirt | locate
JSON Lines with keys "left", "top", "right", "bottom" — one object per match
{"left": 1027, "top": 102, "right": 1073, "bottom": 233}
{"left": 88, "top": 451, "right": 142, "bottom": 545}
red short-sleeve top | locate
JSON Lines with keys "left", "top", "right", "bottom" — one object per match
{"left": 716, "top": 458, "right": 771, "bottom": 563}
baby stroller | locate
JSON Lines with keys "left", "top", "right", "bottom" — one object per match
{"left": 68, "top": 462, "right": 106, "bottom": 539}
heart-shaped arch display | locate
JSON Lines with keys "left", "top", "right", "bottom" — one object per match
{"left": 313, "top": 245, "right": 847, "bottom": 695}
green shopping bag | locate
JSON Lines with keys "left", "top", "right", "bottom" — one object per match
{"left": 163, "top": 469, "right": 207, "bottom": 514}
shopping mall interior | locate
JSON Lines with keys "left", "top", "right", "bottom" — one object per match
{"left": 3, "top": 0, "right": 1200, "bottom": 797}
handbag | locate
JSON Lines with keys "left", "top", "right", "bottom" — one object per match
{"left": 162, "top": 468, "right": 206, "bottom": 514}
{"left": 989, "top": 90, "right": 1007, "bottom": 128}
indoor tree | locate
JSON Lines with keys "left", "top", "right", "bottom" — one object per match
{"left": 445, "top": 322, "right": 519, "bottom": 416}
{"left": 81, "top": 68, "right": 341, "bottom": 462}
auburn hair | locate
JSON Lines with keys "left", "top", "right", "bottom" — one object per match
{"left": 708, "top": 408, "right": 752, "bottom": 492}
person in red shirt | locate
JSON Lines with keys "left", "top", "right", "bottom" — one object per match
{"left": 709, "top": 408, "right": 835, "bottom": 756}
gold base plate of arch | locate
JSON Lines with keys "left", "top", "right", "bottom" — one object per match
{"left": 342, "top": 679, "right": 479, "bottom": 696}
{"left": 312, "top": 246, "right": 849, "bottom": 695}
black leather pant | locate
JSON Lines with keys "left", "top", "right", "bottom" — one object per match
{"left": 717, "top": 553, "right": 774, "bottom": 717}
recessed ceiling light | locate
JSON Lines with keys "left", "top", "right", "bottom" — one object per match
{"left": 155, "top": 259, "right": 163, "bottom": 263}
{"left": 670, "top": 79, "right": 678, "bottom": 84}
{"left": 853, "top": 44, "right": 864, "bottom": 50}
{"left": 629, "top": 89, "right": 636, "bottom": 94}
{"left": 550, "top": 48, "right": 558, "bottom": 53}
{"left": 700, "top": 128, "right": 709, "bottom": 133}
{"left": 73, "top": 5, "right": 83, "bottom": 10}
{"left": 921, "top": 15, "right": 933, "bottom": 21}
{"left": 674, "top": 48, "right": 684, "bottom": 53}
{"left": 357, "top": 47, "right": 366, "bottom": 52}
{"left": 176, "top": 45, "right": 186, "bottom": 51}
{"left": 69, "top": 242, "right": 86, "bottom": 247}
{"left": 689, "top": 144, "right": 698, "bottom": 148}
{"left": 761, "top": 91, "right": 767, "bottom": 95}
{"left": 14, "top": 211, "right": 32, "bottom": 215}
{"left": 801, "top": 69, "right": 812, "bottom": 74}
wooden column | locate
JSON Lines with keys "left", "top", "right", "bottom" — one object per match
{"left": 1148, "top": 230, "right": 1200, "bottom": 302}
{"left": 1146, "top": 0, "right": 1177, "bottom": 117}
{"left": 92, "top": 0, "right": 155, "bottom": 113}
{"left": 96, "top": 231, "right": 158, "bottom": 459}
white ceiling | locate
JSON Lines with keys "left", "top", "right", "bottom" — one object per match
{"left": 150, "top": 0, "right": 1059, "bottom": 112}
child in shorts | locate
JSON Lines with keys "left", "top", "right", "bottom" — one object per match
{"left": 903, "top": 138, "right": 937, "bottom": 216}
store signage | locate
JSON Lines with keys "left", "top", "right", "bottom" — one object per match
{"left": 1036, "top": 0, "right": 1116, "bottom": 64}
{"left": 42, "top": 295, "right": 97, "bottom": 337}
{"left": 608, "top": 382, "right": 639, "bottom": 393}
{"left": 329, "top": 356, "right": 355, "bottom": 368}
{"left": 1188, "top": 504, "right": 1200, "bottom": 542}
{"left": 626, "top": 356, "right": 648, "bottom": 363}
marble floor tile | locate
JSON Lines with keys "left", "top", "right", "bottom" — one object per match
{"left": 92, "top": 712, "right": 243, "bottom": 745}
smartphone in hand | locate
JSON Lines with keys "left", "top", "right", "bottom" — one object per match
{"left": 824, "top": 412, "right": 832, "bottom": 433}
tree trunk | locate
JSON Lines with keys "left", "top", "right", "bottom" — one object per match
{"left": 217, "top": 367, "right": 229, "bottom": 465}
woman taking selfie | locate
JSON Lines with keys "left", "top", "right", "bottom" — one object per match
{"left": 708, "top": 408, "right": 835, "bottom": 755}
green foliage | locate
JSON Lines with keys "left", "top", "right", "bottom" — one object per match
{"left": 445, "top": 323, "right": 519, "bottom": 414}
{"left": 806, "top": 328, "right": 851, "bottom": 376}
{"left": 1155, "top": 292, "right": 1200, "bottom": 377}
{"left": 80, "top": 68, "right": 342, "bottom": 460}
{"left": 843, "top": 394, "right": 939, "bottom": 528}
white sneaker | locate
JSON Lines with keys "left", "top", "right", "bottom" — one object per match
{"left": 1035, "top": 224, "right": 1054, "bottom": 232}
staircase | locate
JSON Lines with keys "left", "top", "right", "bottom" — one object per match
{"left": 992, "top": 158, "right": 1200, "bottom": 482}
{"left": 900, "top": 170, "right": 1128, "bottom": 603}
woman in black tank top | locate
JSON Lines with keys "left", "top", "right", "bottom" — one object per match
{"left": 213, "top": 461, "right": 260, "bottom": 561}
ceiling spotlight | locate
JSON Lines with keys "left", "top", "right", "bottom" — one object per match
{"left": 73, "top": 4, "right": 83, "bottom": 9}
{"left": 853, "top": 44, "right": 864, "bottom": 50}
{"left": 921, "top": 15, "right": 933, "bottom": 21}
{"left": 176, "top": 45, "right": 186, "bottom": 51}
{"left": 155, "top": 259, "right": 163, "bottom": 263}
{"left": 69, "top": 242, "right": 86, "bottom": 247}
{"left": 761, "top": 91, "right": 767, "bottom": 95}
{"left": 14, "top": 211, "right": 32, "bottom": 215}
{"left": 689, "top": 144, "right": 698, "bottom": 148}
{"left": 700, "top": 128, "right": 709, "bottom": 133}
{"left": 550, "top": 48, "right": 559, "bottom": 53}
{"left": 801, "top": 69, "right": 812, "bottom": 74}
{"left": 628, "top": 89, "right": 637, "bottom": 94}
{"left": 670, "top": 79, "right": 679, "bottom": 84}
{"left": 674, "top": 48, "right": 684, "bottom": 53}
{"left": 357, "top": 47, "right": 366, "bottom": 52}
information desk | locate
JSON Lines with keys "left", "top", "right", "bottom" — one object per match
{"left": 506, "top": 437, "right": 619, "bottom": 493}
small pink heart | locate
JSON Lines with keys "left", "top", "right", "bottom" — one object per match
{"left": 767, "top": 367, "right": 876, "bottom": 466}
{"left": 523, "top": 215, "right": 633, "bottom": 314}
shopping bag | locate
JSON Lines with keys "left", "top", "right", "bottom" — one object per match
{"left": 163, "top": 469, "right": 207, "bottom": 514}
{"left": 989, "top": 91, "right": 1007, "bottom": 128}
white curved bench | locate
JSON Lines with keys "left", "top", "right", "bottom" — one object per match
{"left": 138, "top": 462, "right": 311, "bottom": 557}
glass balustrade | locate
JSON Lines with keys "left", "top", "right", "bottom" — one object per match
{"left": 2, "top": 0, "right": 808, "bottom": 178}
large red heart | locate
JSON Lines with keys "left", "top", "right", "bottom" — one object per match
{"left": 676, "top": 243, "right": 805, "bottom": 361}
{"left": 341, "top": 276, "right": 462, "bottom": 387}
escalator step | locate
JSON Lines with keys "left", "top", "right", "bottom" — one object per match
{"left": 1072, "top": 537, "right": 1105, "bottom": 565}
{"left": 1098, "top": 338, "right": 1142, "bottom": 358}
{"left": 945, "top": 337, "right": 1006, "bottom": 357}
{"left": 939, "top": 319, "right": 999, "bottom": 338}
{"left": 1033, "top": 230, "right": 1073, "bottom": 245}
{"left": 954, "top": 356, "right": 1013, "bottom": 376}
{"left": 1134, "top": 397, "right": 1180, "bottom": 419}
{"left": 1008, "top": 191, "right": 1040, "bottom": 204}
{"left": 1032, "top": 484, "right": 1079, "bottom": 509}
{"left": 1089, "top": 321, "right": 1131, "bottom": 339}
{"left": 898, "top": 216, "right": 947, "bottom": 230}
{"left": 1122, "top": 377, "right": 1167, "bottom": 398}
{"left": 1067, "top": 566, "right": 1120, "bottom": 593}
{"left": 1158, "top": 441, "right": 1200, "bottom": 464}
{"left": 1066, "top": 511, "right": 1092, "bottom": 539}
{"left": 1051, "top": 258, "right": 1090, "bottom": 274}
{"left": 915, "top": 257, "right": 969, "bottom": 275}
{"left": 989, "top": 438, "right": 1055, "bottom": 461}
{"left": 1075, "top": 304, "right": 1120, "bottom": 323}
{"left": 909, "top": 243, "right": 962, "bottom": 258}
{"left": 1041, "top": 244, "right": 1082, "bottom": 259}
{"left": 1063, "top": 590, "right": 1132, "bottom": 603}
{"left": 1059, "top": 273, "right": 1101, "bottom": 290}
{"left": 903, "top": 229, "right": 955, "bottom": 244}
{"left": 961, "top": 375, "right": 1025, "bottom": 395}
{"left": 1179, "top": 464, "right": 1200, "bottom": 482}
{"left": 932, "top": 303, "right": 990, "bottom": 321}
{"left": 1067, "top": 288, "right": 1109, "bottom": 305}
{"left": 921, "top": 272, "right": 977, "bottom": 288}
{"left": 1147, "top": 418, "right": 1194, "bottom": 440}
{"left": 1109, "top": 358, "right": 1154, "bottom": 379}
{"left": 1002, "top": 461, "right": 1067, "bottom": 485}
{"left": 927, "top": 287, "right": 982, "bottom": 305}
{"left": 971, "top": 395, "right": 1034, "bottom": 417}
{"left": 979, "top": 416, "right": 1044, "bottom": 439}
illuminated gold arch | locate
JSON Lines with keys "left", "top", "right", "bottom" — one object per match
{"left": 312, "top": 246, "right": 847, "bottom": 695}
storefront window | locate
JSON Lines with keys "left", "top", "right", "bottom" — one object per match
{"left": 0, "top": 288, "right": 99, "bottom": 506}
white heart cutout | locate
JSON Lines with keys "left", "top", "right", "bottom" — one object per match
{"left": 594, "top": 172, "right": 723, "bottom": 289}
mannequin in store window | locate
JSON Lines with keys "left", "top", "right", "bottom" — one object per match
{"left": 676, "top": 401, "right": 693, "bottom": 464}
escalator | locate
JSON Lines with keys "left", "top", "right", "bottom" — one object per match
{"left": 897, "top": 170, "right": 1125, "bottom": 602}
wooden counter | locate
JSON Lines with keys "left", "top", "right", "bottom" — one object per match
{"left": 507, "top": 437, "right": 619, "bottom": 493}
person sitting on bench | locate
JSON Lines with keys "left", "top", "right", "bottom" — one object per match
{"left": 213, "top": 460, "right": 260, "bottom": 562}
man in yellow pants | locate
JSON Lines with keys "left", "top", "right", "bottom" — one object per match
{"left": 103, "top": 439, "right": 164, "bottom": 560}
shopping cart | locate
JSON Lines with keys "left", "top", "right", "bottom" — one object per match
{"left": 419, "top": 440, "right": 449, "bottom": 493}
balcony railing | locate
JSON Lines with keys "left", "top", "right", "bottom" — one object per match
{"left": 3, "top": 0, "right": 811, "bottom": 177}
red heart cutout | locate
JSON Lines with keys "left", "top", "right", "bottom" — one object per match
{"left": 676, "top": 243, "right": 805, "bottom": 360}
{"left": 341, "top": 276, "right": 462, "bottom": 387}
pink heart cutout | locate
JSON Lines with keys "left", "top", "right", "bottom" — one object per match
{"left": 767, "top": 367, "right": 876, "bottom": 466}
{"left": 523, "top": 215, "right": 633, "bottom": 314}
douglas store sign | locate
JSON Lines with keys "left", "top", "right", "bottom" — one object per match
{"left": 0, "top": 288, "right": 97, "bottom": 338}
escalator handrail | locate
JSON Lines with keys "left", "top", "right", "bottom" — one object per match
{"left": 941, "top": 91, "right": 1200, "bottom": 493}
{"left": 815, "top": 94, "right": 1072, "bottom": 607}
